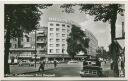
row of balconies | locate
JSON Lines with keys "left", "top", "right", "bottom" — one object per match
{"left": 10, "top": 47, "right": 47, "bottom": 51}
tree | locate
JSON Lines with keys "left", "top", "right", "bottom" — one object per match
{"left": 96, "top": 47, "right": 109, "bottom": 59}
{"left": 61, "top": 4, "right": 124, "bottom": 77}
{"left": 67, "top": 25, "right": 89, "bottom": 59}
{"left": 4, "top": 4, "right": 52, "bottom": 75}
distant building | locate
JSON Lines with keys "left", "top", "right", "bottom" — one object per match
{"left": 84, "top": 29, "right": 98, "bottom": 56}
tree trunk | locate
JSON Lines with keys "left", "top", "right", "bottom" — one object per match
{"left": 18, "top": 37, "right": 21, "bottom": 48}
{"left": 110, "top": 7, "right": 119, "bottom": 77}
{"left": 4, "top": 28, "right": 11, "bottom": 75}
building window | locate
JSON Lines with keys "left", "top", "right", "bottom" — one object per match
{"left": 56, "top": 39, "right": 60, "bottom": 42}
{"left": 62, "top": 49, "right": 65, "bottom": 53}
{"left": 56, "top": 44, "right": 60, "bottom": 47}
{"left": 92, "top": 70, "right": 97, "bottom": 75}
{"left": 50, "top": 49, "right": 53, "bottom": 53}
{"left": 50, "top": 23, "right": 53, "bottom": 26}
{"left": 62, "top": 24, "right": 65, "bottom": 27}
{"left": 56, "top": 24, "right": 60, "bottom": 26}
{"left": 62, "top": 29, "right": 66, "bottom": 32}
{"left": 50, "top": 38, "right": 53, "bottom": 42}
{"left": 67, "top": 25, "right": 70, "bottom": 28}
{"left": 62, "top": 34, "right": 66, "bottom": 37}
{"left": 50, "top": 33, "right": 54, "bottom": 36}
{"left": 56, "top": 28, "right": 60, "bottom": 31}
{"left": 50, "top": 44, "right": 53, "bottom": 47}
{"left": 56, "top": 49, "right": 60, "bottom": 53}
{"left": 62, "top": 44, "right": 65, "bottom": 48}
{"left": 56, "top": 33, "right": 60, "bottom": 37}
{"left": 62, "top": 39, "right": 65, "bottom": 42}
{"left": 50, "top": 28, "right": 54, "bottom": 31}
{"left": 85, "top": 70, "right": 89, "bottom": 74}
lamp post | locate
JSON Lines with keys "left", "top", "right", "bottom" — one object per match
{"left": 35, "top": 30, "right": 37, "bottom": 68}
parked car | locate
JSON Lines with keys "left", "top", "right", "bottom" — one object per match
{"left": 80, "top": 66, "right": 103, "bottom": 77}
{"left": 67, "top": 60, "right": 78, "bottom": 64}
{"left": 47, "top": 60, "right": 59, "bottom": 64}
{"left": 80, "top": 58, "right": 103, "bottom": 77}
{"left": 19, "top": 60, "right": 34, "bottom": 66}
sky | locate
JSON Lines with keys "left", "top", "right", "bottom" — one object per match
{"left": 39, "top": 4, "right": 124, "bottom": 51}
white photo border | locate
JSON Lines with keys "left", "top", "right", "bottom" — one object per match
{"left": 0, "top": 0, "right": 128, "bottom": 80}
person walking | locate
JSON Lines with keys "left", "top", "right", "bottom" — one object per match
{"left": 54, "top": 60, "right": 57, "bottom": 68}
{"left": 39, "top": 60, "right": 45, "bottom": 72}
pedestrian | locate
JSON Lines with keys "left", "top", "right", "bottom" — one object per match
{"left": 121, "top": 60, "right": 124, "bottom": 70}
{"left": 54, "top": 60, "right": 57, "bottom": 68}
{"left": 38, "top": 60, "right": 45, "bottom": 72}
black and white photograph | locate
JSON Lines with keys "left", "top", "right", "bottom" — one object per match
{"left": 1, "top": 80, "right": 128, "bottom": 81}
{"left": 2, "top": 80, "right": 127, "bottom": 81}
{"left": 4, "top": 3, "right": 125, "bottom": 78}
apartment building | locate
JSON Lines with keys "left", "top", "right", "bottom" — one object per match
{"left": 9, "top": 27, "right": 47, "bottom": 62}
{"left": 84, "top": 29, "right": 98, "bottom": 56}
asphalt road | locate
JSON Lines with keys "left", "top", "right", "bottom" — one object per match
{"left": 9, "top": 61, "right": 117, "bottom": 77}
{"left": 10, "top": 63, "right": 54, "bottom": 74}
{"left": 10, "top": 62, "right": 83, "bottom": 77}
{"left": 42, "top": 63, "right": 83, "bottom": 77}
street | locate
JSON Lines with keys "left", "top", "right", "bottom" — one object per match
{"left": 9, "top": 61, "right": 117, "bottom": 77}
{"left": 40, "top": 62, "right": 83, "bottom": 77}
{"left": 10, "top": 62, "right": 83, "bottom": 77}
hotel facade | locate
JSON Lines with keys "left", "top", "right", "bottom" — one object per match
{"left": 8, "top": 18, "right": 98, "bottom": 62}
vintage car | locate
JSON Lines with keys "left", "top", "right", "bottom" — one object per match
{"left": 80, "top": 58, "right": 103, "bottom": 77}
{"left": 67, "top": 60, "right": 78, "bottom": 64}
{"left": 18, "top": 60, "right": 34, "bottom": 66}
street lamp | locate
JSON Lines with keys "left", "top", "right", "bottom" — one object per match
{"left": 35, "top": 30, "right": 37, "bottom": 68}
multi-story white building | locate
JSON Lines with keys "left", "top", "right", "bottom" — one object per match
{"left": 46, "top": 18, "right": 98, "bottom": 61}
{"left": 47, "top": 18, "right": 71, "bottom": 55}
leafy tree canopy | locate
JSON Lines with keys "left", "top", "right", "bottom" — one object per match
{"left": 5, "top": 4, "right": 52, "bottom": 38}
{"left": 60, "top": 4, "right": 124, "bottom": 22}
{"left": 67, "top": 25, "right": 89, "bottom": 58}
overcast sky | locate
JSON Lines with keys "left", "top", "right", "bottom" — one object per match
{"left": 40, "top": 4, "right": 124, "bottom": 51}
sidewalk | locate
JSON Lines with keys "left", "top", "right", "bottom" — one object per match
{"left": 101, "top": 61, "right": 114, "bottom": 77}
{"left": 103, "top": 70, "right": 114, "bottom": 77}
{"left": 10, "top": 63, "right": 54, "bottom": 74}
